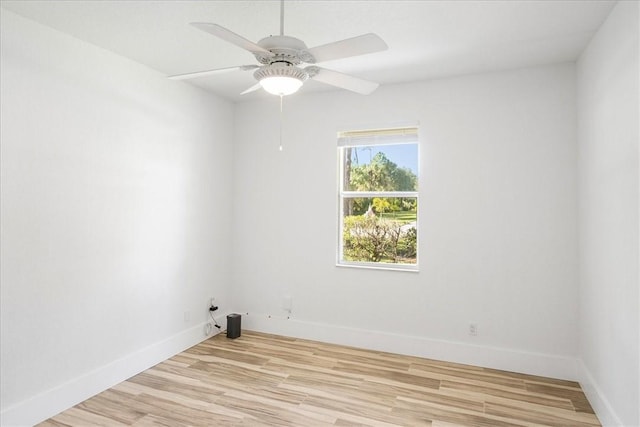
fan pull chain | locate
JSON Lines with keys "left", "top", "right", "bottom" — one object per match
{"left": 279, "top": 95, "right": 284, "bottom": 151}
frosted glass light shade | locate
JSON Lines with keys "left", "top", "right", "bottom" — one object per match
{"left": 260, "top": 76, "right": 303, "bottom": 96}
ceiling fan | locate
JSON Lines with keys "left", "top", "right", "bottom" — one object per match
{"left": 169, "top": 0, "right": 388, "bottom": 97}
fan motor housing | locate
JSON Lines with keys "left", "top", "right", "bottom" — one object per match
{"left": 253, "top": 63, "right": 309, "bottom": 82}
{"left": 255, "top": 35, "right": 314, "bottom": 64}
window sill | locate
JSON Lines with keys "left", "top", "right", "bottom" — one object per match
{"left": 336, "top": 262, "right": 419, "bottom": 273}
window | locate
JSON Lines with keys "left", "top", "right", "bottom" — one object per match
{"left": 337, "top": 127, "right": 419, "bottom": 270}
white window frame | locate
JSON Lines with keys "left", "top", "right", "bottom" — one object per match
{"left": 337, "top": 126, "right": 419, "bottom": 272}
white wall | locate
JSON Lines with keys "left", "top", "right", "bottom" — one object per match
{"left": 576, "top": 2, "right": 640, "bottom": 426}
{"left": 232, "top": 64, "right": 579, "bottom": 379}
{"left": 0, "top": 10, "right": 234, "bottom": 425}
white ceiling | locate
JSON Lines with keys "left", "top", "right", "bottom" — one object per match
{"left": 1, "top": 0, "right": 616, "bottom": 102}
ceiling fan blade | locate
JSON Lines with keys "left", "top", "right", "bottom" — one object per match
{"left": 305, "top": 33, "right": 388, "bottom": 63}
{"left": 306, "top": 66, "right": 379, "bottom": 95}
{"left": 190, "top": 22, "right": 274, "bottom": 57}
{"left": 240, "top": 83, "right": 262, "bottom": 95}
{"left": 168, "top": 65, "right": 257, "bottom": 81}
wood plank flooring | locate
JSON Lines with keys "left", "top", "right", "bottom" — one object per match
{"left": 38, "top": 331, "right": 601, "bottom": 426}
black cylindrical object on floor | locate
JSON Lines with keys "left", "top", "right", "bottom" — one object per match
{"left": 226, "top": 313, "right": 241, "bottom": 339}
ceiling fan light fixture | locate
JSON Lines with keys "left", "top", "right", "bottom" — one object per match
{"left": 254, "top": 65, "right": 308, "bottom": 96}
{"left": 260, "top": 76, "right": 303, "bottom": 95}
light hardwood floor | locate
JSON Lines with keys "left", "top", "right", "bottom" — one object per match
{"left": 39, "top": 331, "right": 600, "bottom": 426}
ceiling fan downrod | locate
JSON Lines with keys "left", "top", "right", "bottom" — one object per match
{"left": 280, "top": 0, "right": 285, "bottom": 36}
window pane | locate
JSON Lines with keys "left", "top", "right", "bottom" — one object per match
{"left": 342, "top": 144, "right": 418, "bottom": 191}
{"left": 341, "top": 197, "right": 417, "bottom": 265}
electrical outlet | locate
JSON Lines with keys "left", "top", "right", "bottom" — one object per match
{"left": 184, "top": 311, "right": 191, "bottom": 322}
{"left": 210, "top": 297, "right": 216, "bottom": 307}
{"left": 469, "top": 323, "right": 478, "bottom": 336}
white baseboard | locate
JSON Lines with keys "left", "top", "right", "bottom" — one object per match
{"left": 3, "top": 313, "right": 611, "bottom": 427}
{"left": 576, "top": 359, "right": 624, "bottom": 427}
{"left": 241, "top": 313, "right": 580, "bottom": 381}
{"left": 0, "top": 316, "right": 227, "bottom": 427}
